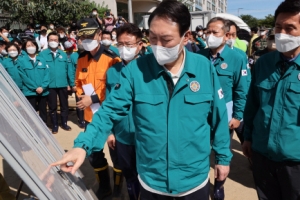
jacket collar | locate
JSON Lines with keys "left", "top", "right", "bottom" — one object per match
{"left": 153, "top": 49, "right": 197, "bottom": 79}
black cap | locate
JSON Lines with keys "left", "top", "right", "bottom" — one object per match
{"left": 196, "top": 25, "right": 203, "bottom": 32}
{"left": 77, "top": 18, "right": 99, "bottom": 37}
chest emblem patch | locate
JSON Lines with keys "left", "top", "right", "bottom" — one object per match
{"left": 298, "top": 73, "right": 300, "bottom": 81}
{"left": 190, "top": 81, "right": 200, "bottom": 92}
{"left": 221, "top": 63, "right": 228, "bottom": 69}
{"left": 38, "top": 62, "right": 42, "bottom": 66}
{"left": 59, "top": 55, "right": 63, "bottom": 59}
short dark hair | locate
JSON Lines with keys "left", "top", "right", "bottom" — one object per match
{"left": 11, "top": 38, "right": 22, "bottom": 46}
{"left": 5, "top": 42, "right": 21, "bottom": 54}
{"left": 191, "top": 31, "right": 198, "bottom": 40}
{"left": 148, "top": 1, "right": 191, "bottom": 37}
{"left": 207, "top": 17, "right": 229, "bottom": 33}
{"left": 102, "top": 30, "right": 112, "bottom": 40}
{"left": 116, "top": 23, "right": 143, "bottom": 41}
{"left": 22, "top": 39, "right": 39, "bottom": 53}
{"left": 250, "top": 27, "right": 258, "bottom": 33}
{"left": 224, "top": 20, "right": 240, "bottom": 33}
{"left": 0, "top": 27, "right": 8, "bottom": 32}
{"left": 111, "top": 28, "right": 117, "bottom": 34}
{"left": 92, "top": 8, "right": 97, "bottom": 12}
{"left": 0, "top": 40, "right": 6, "bottom": 47}
{"left": 275, "top": 0, "right": 300, "bottom": 21}
{"left": 56, "top": 26, "right": 65, "bottom": 33}
{"left": 47, "top": 32, "right": 59, "bottom": 41}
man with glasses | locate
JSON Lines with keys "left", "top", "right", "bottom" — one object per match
{"left": 74, "top": 18, "right": 121, "bottom": 199}
{"left": 106, "top": 23, "right": 144, "bottom": 199}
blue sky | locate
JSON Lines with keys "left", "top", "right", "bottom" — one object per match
{"left": 227, "top": 0, "right": 283, "bottom": 19}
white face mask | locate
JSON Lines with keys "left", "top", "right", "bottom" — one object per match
{"left": 1, "top": 49, "right": 7, "bottom": 55}
{"left": 112, "top": 34, "right": 117, "bottom": 40}
{"left": 152, "top": 36, "right": 185, "bottom": 66}
{"left": 226, "top": 39, "right": 236, "bottom": 49}
{"left": 118, "top": 46, "right": 137, "bottom": 61}
{"left": 93, "top": 12, "right": 97, "bottom": 15}
{"left": 49, "top": 41, "right": 59, "bottom": 49}
{"left": 206, "top": 34, "right": 224, "bottom": 49}
{"left": 82, "top": 39, "right": 99, "bottom": 51}
{"left": 198, "top": 31, "right": 203, "bottom": 36}
{"left": 102, "top": 39, "right": 112, "bottom": 46}
{"left": 202, "top": 34, "right": 206, "bottom": 40}
{"left": 59, "top": 34, "right": 65, "bottom": 39}
{"left": 70, "top": 35, "right": 76, "bottom": 39}
{"left": 8, "top": 51, "right": 18, "bottom": 58}
{"left": 260, "top": 31, "right": 266, "bottom": 36}
{"left": 50, "top": 25, "right": 54, "bottom": 30}
{"left": 26, "top": 47, "right": 36, "bottom": 54}
{"left": 2, "top": 32, "right": 9, "bottom": 37}
{"left": 275, "top": 33, "right": 300, "bottom": 53}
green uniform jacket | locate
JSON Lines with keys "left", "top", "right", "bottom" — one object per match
{"left": 232, "top": 47, "right": 252, "bottom": 88}
{"left": 106, "top": 62, "right": 135, "bottom": 145}
{"left": 66, "top": 51, "right": 80, "bottom": 82}
{"left": 39, "top": 49, "right": 74, "bottom": 88}
{"left": 74, "top": 51, "right": 232, "bottom": 194}
{"left": 198, "top": 45, "right": 248, "bottom": 120}
{"left": 1, "top": 57, "right": 23, "bottom": 89}
{"left": 18, "top": 55, "right": 50, "bottom": 96}
{"left": 109, "top": 45, "right": 120, "bottom": 56}
{"left": 244, "top": 51, "right": 300, "bottom": 162}
{"left": 196, "top": 37, "right": 206, "bottom": 50}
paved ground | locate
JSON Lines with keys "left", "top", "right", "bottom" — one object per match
{"left": 0, "top": 95, "right": 258, "bottom": 200}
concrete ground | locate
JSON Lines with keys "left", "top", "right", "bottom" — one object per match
{"left": 0, "top": 95, "right": 258, "bottom": 200}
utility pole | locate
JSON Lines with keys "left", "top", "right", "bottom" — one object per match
{"left": 238, "top": 8, "right": 243, "bottom": 16}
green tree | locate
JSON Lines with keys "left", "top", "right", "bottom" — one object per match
{"left": 0, "top": 0, "right": 108, "bottom": 27}
{"left": 240, "top": 14, "right": 259, "bottom": 28}
{"left": 258, "top": 14, "right": 275, "bottom": 28}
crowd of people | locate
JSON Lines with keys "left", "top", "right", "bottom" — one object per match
{"left": 0, "top": 0, "right": 299, "bottom": 200}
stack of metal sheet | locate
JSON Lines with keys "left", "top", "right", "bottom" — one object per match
{"left": 0, "top": 63, "right": 95, "bottom": 200}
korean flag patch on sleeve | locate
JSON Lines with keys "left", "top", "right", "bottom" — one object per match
{"left": 218, "top": 88, "right": 224, "bottom": 99}
{"left": 242, "top": 69, "right": 248, "bottom": 76}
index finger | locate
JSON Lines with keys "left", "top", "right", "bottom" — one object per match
{"left": 51, "top": 157, "right": 71, "bottom": 167}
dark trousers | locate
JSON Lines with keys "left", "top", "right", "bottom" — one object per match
{"left": 75, "top": 94, "right": 84, "bottom": 122}
{"left": 48, "top": 87, "right": 68, "bottom": 117}
{"left": 140, "top": 181, "right": 210, "bottom": 200}
{"left": 85, "top": 121, "right": 108, "bottom": 168}
{"left": 115, "top": 140, "right": 138, "bottom": 182}
{"left": 252, "top": 151, "right": 300, "bottom": 200}
{"left": 26, "top": 95, "right": 48, "bottom": 123}
{"left": 235, "top": 121, "right": 244, "bottom": 144}
{"left": 109, "top": 140, "right": 121, "bottom": 170}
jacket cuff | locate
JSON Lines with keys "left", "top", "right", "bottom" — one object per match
{"left": 73, "top": 132, "right": 93, "bottom": 156}
{"left": 91, "top": 94, "right": 100, "bottom": 103}
{"left": 215, "top": 160, "right": 231, "bottom": 166}
{"left": 233, "top": 113, "right": 242, "bottom": 121}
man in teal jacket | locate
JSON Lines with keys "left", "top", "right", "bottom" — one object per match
{"left": 198, "top": 17, "right": 248, "bottom": 129}
{"left": 39, "top": 32, "right": 75, "bottom": 134}
{"left": 53, "top": 2, "right": 232, "bottom": 199}
{"left": 198, "top": 17, "right": 248, "bottom": 199}
{"left": 243, "top": 1, "right": 300, "bottom": 199}
{"left": 224, "top": 19, "right": 251, "bottom": 144}
{"left": 106, "top": 23, "right": 144, "bottom": 199}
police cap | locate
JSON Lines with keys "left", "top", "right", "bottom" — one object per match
{"left": 77, "top": 18, "right": 99, "bottom": 37}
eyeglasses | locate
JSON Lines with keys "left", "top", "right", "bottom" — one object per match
{"left": 116, "top": 41, "right": 141, "bottom": 48}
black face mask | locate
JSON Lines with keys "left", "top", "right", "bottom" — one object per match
{"left": 41, "top": 30, "right": 47, "bottom": 34}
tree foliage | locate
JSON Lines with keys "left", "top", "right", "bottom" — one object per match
{"left": 0, "top": 0, "right": 108, "bottom": 26}
{"left": 240, "top": 14, "right": 275, "bottom": 28}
